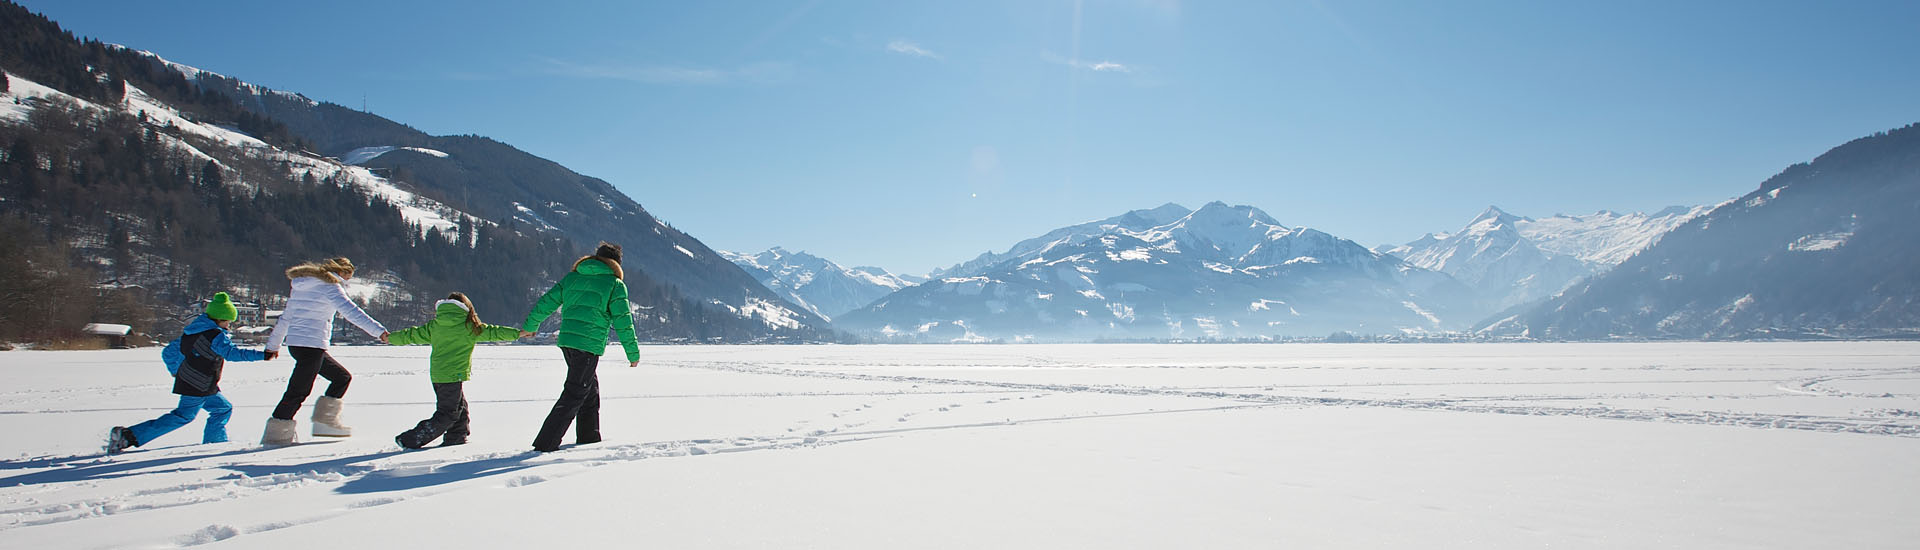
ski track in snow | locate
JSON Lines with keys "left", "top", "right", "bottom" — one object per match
{"left": 3, "top": 347, "right": 1918, "bottom": 547}
{"left": 0, "top": 384, "right": 1122, "bottom": 545}
{"left": 0, "top": 434, "right": 852, "bottom": 545}
{"left": 667, "top": 360, "right": 1920, "bottom": 439}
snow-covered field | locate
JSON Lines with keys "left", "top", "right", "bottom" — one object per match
{"left": 3, "top": 343, "right": 1918, "bottom": 549}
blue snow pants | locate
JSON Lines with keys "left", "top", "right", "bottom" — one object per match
{"left": 128, "top": 394, "right": 234, "bottom": 445}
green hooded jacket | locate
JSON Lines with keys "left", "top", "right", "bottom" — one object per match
{"left": 522, "top": 258, "right": 640, "bottom": 362}
{"left": 387, "top": 302, "right": 523, "bottom": 383}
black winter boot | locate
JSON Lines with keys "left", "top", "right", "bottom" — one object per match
{"left": 106, "top": 427, "right": 136, "bottom": 455}
{"left": 395, "top": 420, "right": 437, "bottom": 449}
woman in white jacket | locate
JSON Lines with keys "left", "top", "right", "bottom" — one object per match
{"left": 262, "top": 258, "right": 389, "bottom": 445}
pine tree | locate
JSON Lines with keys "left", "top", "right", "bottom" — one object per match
{"left": 199, "top": 159, "right": 222, "bottom": 188}
{"left": 106, "top": 217, "right": 131, "bottom": 276}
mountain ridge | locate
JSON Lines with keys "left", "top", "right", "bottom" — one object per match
{"left": 837, "top": 202, "right": 1476, "bottom": 341}
{"left": 0, "top": 2, "right": 834, "bottom": 343}
{"left": 721, "top": 247, "right": 918, "bottom": 321}
{"left": 1504, "top": 122, "right": 1920, "bottom": 339}
{"left": 1381, "top": 204, "right": 1711, "bottom": 312}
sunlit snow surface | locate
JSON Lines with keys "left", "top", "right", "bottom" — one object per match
{"left": 2, "top": 343, "right": 1918, "bottom": 548}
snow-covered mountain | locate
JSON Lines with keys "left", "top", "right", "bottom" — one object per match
{"left": 722, "top": 247, "right": 920, "bottom": 321}
{"left": 1, "top": 69, "right": 477, "bottom": 256}
{"left": 0, "top": 5, "right": 832, "bottom": 342}
{"left": 836, "top": 202, "right": 1475, "bottom": 341}
{"left": 930, "top": 203, "right": 1193, "bottom": 279}
{"left": 1379, "top": 205, "right": 1709, "bottom": 310}
{"left": 1506, "top": 122, "right": 1920, "bottom": 339}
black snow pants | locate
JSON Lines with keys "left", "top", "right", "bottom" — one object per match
{"left": 532, "top": 347, "right": 601, "bottom": 451}
{"left": 273, "top": 346, "right": 351, "bottom": 420}
{"left": 397, "top": 382, "right": 470, "bottom": 448}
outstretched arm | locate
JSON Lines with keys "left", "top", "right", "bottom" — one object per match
{"left": 210, "top": 331, "right": 268, "bottom": 362}
{"left": 521, "top": 279, "right": 565, "bottom": 333}
{"left": 386, "top": 324, "right": 432, "bottom": 346}
{"left": 478, "top": 323, "right": 523, "bottom": 343}
{"left": 325, "top": 282, "right": 389, "bottom": 338}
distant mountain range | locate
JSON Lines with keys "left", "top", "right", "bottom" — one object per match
{"left": 1377, "top": 205, "right": 1710, "bottom": 311}
{"left": 721, "top": 248, "right": 921, "bottom": 321}
{"left": 834, "top": 202, "right": 1476, "bottom": 341}
{"left": 781, "top": 174, "right": 1915, "bottom": 341}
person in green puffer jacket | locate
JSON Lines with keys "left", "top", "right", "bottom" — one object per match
{"left": 386, "top": 292, "right": 524, "bottom": 449}
{"left": 521, "top": 242, "right": 641, "bottom": 452}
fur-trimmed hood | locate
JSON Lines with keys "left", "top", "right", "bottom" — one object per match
{"left": 572, "top": 256, "right": 623, "bottom": 279}
{"left": 286, "top": 258, "right": 354, "bottom": 283}
{"left": 285, "top": 264, "right": 342, "bottom": 283}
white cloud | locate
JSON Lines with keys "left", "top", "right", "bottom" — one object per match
{"left": 1042, "top": 51, "right": 1135, "bottom": 74}
{"left": 886, "top": 40, "right": 941, "bottom": 60}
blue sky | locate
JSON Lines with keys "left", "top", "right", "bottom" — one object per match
{"left": 22, "top": 1, "right": 1920, "bottom": 274}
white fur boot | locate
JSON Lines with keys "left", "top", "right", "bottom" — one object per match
{"left": 262, "top": 418, "right": 299, "bottom": 446}
{"left": 311, "top": 396, "right": 352, "bottom": 437}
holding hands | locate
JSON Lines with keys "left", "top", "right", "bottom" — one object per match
{"left": 519, "top": 331, "right": 535, "bottom": 339}
{"left": 264, "top": 350, "right": 280, "bottom": 361}
{"left": 378, "top": 331, "right": 391, "bottom": 344}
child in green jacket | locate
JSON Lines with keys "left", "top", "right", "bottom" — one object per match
{"left": 385, "top": 292, "right": 523, "bottom": 449}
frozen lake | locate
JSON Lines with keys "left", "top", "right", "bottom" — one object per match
{"left": 2, "top": 343, "right": 1918, "bottom": 548}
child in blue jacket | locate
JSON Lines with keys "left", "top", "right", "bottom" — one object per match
{"left": 107, "top": 293, "right": 277, "bottom": 454}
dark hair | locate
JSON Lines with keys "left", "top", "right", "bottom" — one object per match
{"left": 594, "top": 241, "right": 622, "bottom": 263}
{"left": 447, "top": 292, "right": 482, "bottom": 336}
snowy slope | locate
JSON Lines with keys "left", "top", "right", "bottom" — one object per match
{"left": 341, "top": 146, "right": 450, "bottom": 165}
{"left": 3, "top": 343, "right": 1918, "bottom": 549}
{"left": 840, "top": 202, "right": 1474, "bottom": 340}
{"left": 1384, "top": 205, "right": 1709, "bottom": 311}
{"left": 1, "top": 70, "right": 88, "bottom": 123}
{"left": 721, "top": 247, "right": 917, "bottom": 321}
{"left": 128, "top": 47, "right": 317, "bottom": 109}
{"left": 40, "top": 45, "right": 829, "bottom": 337}
{"left": 3, "top": 70, "right": 476, "bottom": 243}
{"left": 1513, "top": 123, "right": 1920, "bottom": 339}
{"left": 932, "top": 203, "right": 1192, "bottom": 279}
{"left": 1519, "top": 205, "right": 1713, "bottom": 266}
{"left": 127, "top": 78, "right": 473, "bottom": 241}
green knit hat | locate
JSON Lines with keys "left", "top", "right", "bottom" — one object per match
{"left": 205, "top": 292, "right": 238, "bottom": 321}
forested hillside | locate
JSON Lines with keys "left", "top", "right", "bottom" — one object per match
{"left": 0, "top": 1, "right": 836, "bottom": 345}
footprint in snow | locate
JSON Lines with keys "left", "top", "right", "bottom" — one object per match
{"left": 176, "top": 524, "right": 241, "bottom": 546}
{"left": 348, "top": 497, "right": 401, "bottom": 509}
